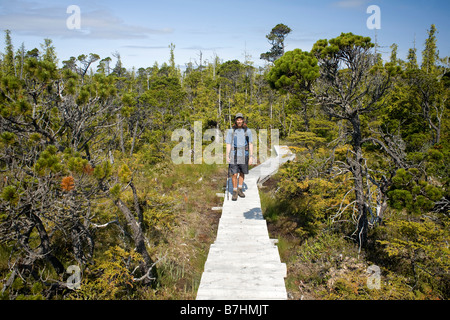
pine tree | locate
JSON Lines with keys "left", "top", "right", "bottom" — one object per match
{"left": 266, "top": 48, "right": 319, "bottom": 131}
{"left": 40, "top": 38, "right": 58, "bottom": 64}
{"left": 310, "top": 33, "right": 397, "bottom": 247}
{"left": 421, "top": 24, "right": 438, "bottom": 74}
{"left": 390, "top": 43, "right": 398, "bottom": 65}
{"left": 406, "top": 47, "right": 418, "bottom": 70}
{"left": 260, "top": 23, "right": 292, "bottom": 63}
{"left": 3, "top": 30, "right": 15, "bottom": 76}
{"left": 169, "top": 43, "right": 176, "bottom": 75}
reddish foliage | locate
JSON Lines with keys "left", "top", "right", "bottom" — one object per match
{"left": 83, "top": 164, "right": 94, "bottom": 175}
{"left": 61, "top": 176, "right": 75, "bottom": 191}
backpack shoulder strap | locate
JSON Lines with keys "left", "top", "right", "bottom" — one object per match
{"left": 244, "top": 127, "right": 249, "bottom": 149}
{"left": 231, "top": 127, "right": 236, "bottom": 145}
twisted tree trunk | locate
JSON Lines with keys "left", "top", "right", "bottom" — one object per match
{"left": 114, "top": 197, "right": 155, "bottom": 282}
{"left": 349, "top": 114, "right": 368, "bottom": 248}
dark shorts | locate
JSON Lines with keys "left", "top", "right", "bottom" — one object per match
{"left": 229, "top": 156, "right": 249, "bottom": 175}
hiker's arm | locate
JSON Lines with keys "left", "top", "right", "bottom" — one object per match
{"left": 226, "top": 143, "right": 231, "bottom": 163}
{"left": 249, "top": 143, "right": 254, "bottom": 165}
{"left": 225, "top": 129, "right": 232, "bottom": 163}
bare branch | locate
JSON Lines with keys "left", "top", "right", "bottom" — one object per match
{"left": 132, "top": 253, "right": 167, "bottom": 282}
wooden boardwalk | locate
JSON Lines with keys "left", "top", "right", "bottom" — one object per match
{"left": 196, "top": 146, "right": 295, "bottom": 300}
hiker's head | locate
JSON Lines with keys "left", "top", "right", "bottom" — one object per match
{"left": 235, "top": 113, "right": 245, "bottom": 127}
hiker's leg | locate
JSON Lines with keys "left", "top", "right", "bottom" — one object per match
{"left": 237, "top": 173, "right": 246, "bottom": 198}
{"left": 231, "top": 173, "right": 239, "bottom": 201}
{"left": 238, "top": 173, "right": 244, "bottom": 188}
{"left": 232, "top": 173, "right": 238, "bottom": 190}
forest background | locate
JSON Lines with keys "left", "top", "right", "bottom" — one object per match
{"left": 0, "top": 19, "right": 448, "bottom": 300}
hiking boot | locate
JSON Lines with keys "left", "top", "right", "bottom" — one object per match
{"left": 237, "top": 188, "right": 245, "bottom": 198}
{"left": 232, "top": 190, "right": 238, "bottom": 201}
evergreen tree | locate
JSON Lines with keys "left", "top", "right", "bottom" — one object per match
{"left": 266, "top": 48, "right": 319, "bottom": 132}
{"left": 421, "top": 24, "right": 438, "bottom": 74}
{"left": 260, "top": 23, "right": 292, "bottom": 63}
{"left": 40, "top": 38, "right": 58, "bottom": 65}
{"left": 2, "top": 30, "right": 15, "bottom": 76}
{"left": 310, "top": 32, "right": 399, "bottom": 247}
{"left": 390, "top": 43, "right": 398, "bottom": 65}
{"left": 406, "top": 47, "right": 418, "bottom": 70}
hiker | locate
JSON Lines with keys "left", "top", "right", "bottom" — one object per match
{"left": 226, "top": 113, "right": 254, "bottom": 201}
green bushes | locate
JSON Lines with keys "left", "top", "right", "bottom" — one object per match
{"left": 388, "top": 168, "right": 443, "bottom": 215}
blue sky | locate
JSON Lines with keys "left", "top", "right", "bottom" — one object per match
{"left": 1, "top": 0, "right": 449, "bottom": 70}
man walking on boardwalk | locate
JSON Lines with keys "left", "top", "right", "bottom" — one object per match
{"left": 226, "top": 113, "right": 254, "bottom": 201}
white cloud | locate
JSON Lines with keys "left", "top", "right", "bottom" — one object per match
{"left": 121, "top": 45, "right": 169, "bottom": 49}
{"left": 181, "top": 45, "right": 229, "bottom": 51}
{"left": 0, "top": 0, "right": 173, "bottom": 39}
